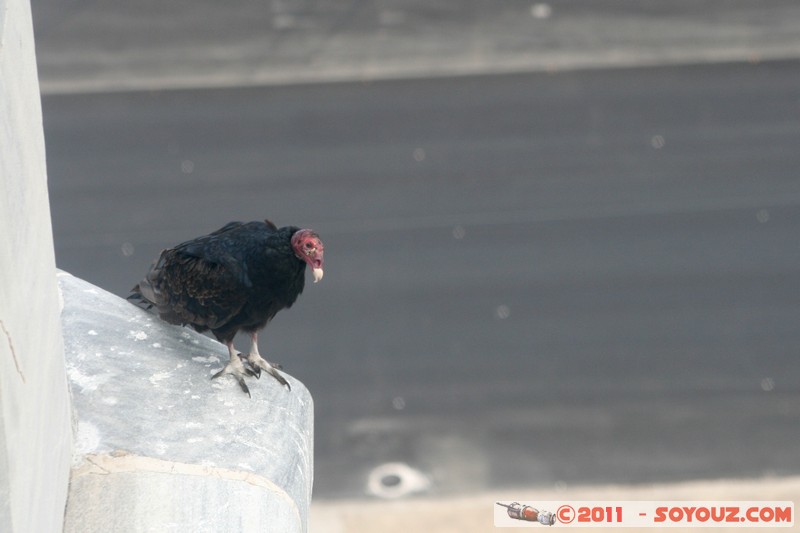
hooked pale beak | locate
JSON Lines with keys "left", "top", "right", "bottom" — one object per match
{"left": 312, "top": 267, "right": 324, "bottom": 283}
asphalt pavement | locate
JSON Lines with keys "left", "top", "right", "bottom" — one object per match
{"left": 42, "top": 60, "right": 800, "bottom": 500}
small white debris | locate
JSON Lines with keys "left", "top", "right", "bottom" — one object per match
{"left": 87, "top": 330, "right": 98, "bottom": 336}
{"left": 192, "top": 355, "right": 220, "bottom": 364}
{"left": 67, "top": 365, "right": 109, "bottom": 393}
{"left": 129, "top": 330, "right": 148, "bottom": 341}
{"left": 151, "top": 342, "right": 162, "bottom": 348}
{"left": 149, "top": 371, "right": 171, "bottom": 384}
{"left": 102, "top": 397, "right": 119, "bottom": 406}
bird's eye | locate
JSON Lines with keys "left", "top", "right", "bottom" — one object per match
{"left": 305, "top": 242, "right": 313, "bottom": 249}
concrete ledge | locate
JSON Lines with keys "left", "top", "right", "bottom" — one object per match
{"left": 69, "top": 456, "right": 301, "bottom": 532}
{"left": 58, "top": 271, "right": 313, "bottom": 532}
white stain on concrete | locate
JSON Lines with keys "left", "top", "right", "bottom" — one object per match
{"left": 192, "top": 355, "right": 220, "bottom": 363}
{"left": 67, "top": 364, "right": 110, "bottom": 393}
{"left": 149, "top": 371, "right": 171, "bottom": 385}
{"left": 74, "top": 421, "right": 101, "bottom": 456}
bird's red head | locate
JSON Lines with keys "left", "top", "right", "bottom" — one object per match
{"left": 291, "top": 229, "right": 325, "bottom": 283}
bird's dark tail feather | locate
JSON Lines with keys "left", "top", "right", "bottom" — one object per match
{"left": 129, "top": 274, "right": 187, "bottom": 327}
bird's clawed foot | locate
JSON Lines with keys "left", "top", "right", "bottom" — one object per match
{"left": 238, "top": 352, "right": 291, "bottom": 390}
{"left": 211, "top": 357, "right": 255, "bottom": 398}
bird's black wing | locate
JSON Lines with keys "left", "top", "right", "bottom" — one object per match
{"left": 146, "top": 228, "right": 255, "bottom": 331}
{"left": 208, "top": 220, "right": 246, "bottom": 236}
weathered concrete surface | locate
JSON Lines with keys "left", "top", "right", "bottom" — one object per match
{"left": 59, "top": 272, "right": 314, "bottom": 533}
{"left": 0, "top": 0, "right": 73, "bottom": 531}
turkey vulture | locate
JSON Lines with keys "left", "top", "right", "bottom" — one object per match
{"left": 130, "top": 220, "right": 324, "bottom": 396}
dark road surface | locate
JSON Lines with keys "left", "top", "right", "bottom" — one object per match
{"left": 43, "top": 60, "right": 800, "bottom": 498}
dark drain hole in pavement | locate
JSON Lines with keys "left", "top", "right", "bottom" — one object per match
{"left": 381, "top": 474, "right": 402, "bottom": 488}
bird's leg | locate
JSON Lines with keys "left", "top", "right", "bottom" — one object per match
{"left": 211, "top": 340, "right": 254, "bottom": 397}
{"left": 243, "top": 332, "right": 291, "bottom": 390}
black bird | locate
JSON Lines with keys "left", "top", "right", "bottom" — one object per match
{"left": 130, "top": 220, "right": 324, "bottom": 396}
